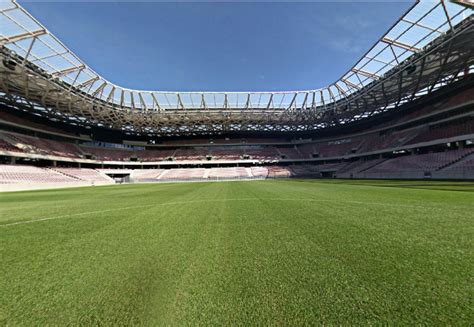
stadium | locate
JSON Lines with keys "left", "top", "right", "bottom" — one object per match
{"left": 1, "top": 0, "right": 473, "bottom": 324}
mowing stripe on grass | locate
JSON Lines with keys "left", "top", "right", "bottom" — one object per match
{"left": 0, "top": 197, "right": 445, "bottom": 227}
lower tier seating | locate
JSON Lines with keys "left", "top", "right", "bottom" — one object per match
{"left": 250, "top": 167, "right": 269, "bottom": 178}
{"left": 365, "top": 149, "right": 474, "bottom": 173}
{"left": 267, "top": 166, "right": 292, "bottom": 178}
{"left": 1, "top": 147, "right": 473, "bottom": 187}
{"left": 130, "top": 169, "right": 164, "bottom": 181}
{"left": 0, "top": 165, "right": 78, "bottom": 184}
{"left": 439, "top": 153, "right": 474, "bottom": 172}
{"left": 0, "top": 165, "right": 119, "bottom": 185}
{"left": 208, "top": 167, "right": 248, "bottom": 178}
{"left": 53, "top": 168, "right": 114, "bottom": 183}
{"left": 159, "top": 168, "right": 207, "bottom": 180}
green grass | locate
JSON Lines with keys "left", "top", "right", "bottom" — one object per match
{"left": 1, "top": 179, "right": 473, "bottom": 325}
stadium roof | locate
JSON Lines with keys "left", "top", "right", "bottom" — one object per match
{"left": 0, "top": 0, "right": 473, "bottom": 136}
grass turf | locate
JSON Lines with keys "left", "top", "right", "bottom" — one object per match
{"left": 1, "top": 179, "right": 473, "bottom": 325}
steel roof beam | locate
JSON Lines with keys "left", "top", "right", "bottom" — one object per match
{"left": 119, "top": 89, "right": 125, "bottom": 108}
{"left": 177, "top": 93, "right": 185, "bottom": 110}
{"left": 401, "top": 19, "right": 443, "bottom": 34}
{"left": 31, "top": 51, "right": 69, "bottom": 63}
{"left": 200, "top": 93, "right": 207, "bottom": 110}
{"left": 22, "top": 37, "right": 36, "bottom": 64}
{"left": 301, "top": 92, "right": 309, "bottom": 109}
{"left": 151, "top": 93, "right": 161, "bottom": 111}
{"left": 342, "top": 79, "right": 360, "bottom": 90}
{"left": 266, "top": 94, "right": 274, "bottom": 110}
{"left": 381, "top": 37, "right": 420, "bottom": 53}
{"left": 365, "top": 56, "right": 396, "bottom": 68}
{"left": 130, "top": 92, "right": 135, "bottom": 110}
{"left": 0, "top": 29, "right": 45, "bottom": 45}
{"left": 351, "top": 69, "right": 380, "bottom": 80}
{"left": 388, "top": 44, "right": 400, "bottom": 65}
{"left": 0, "top": 4, "right": 19, "bottom": 14}
{"left": 245, "top": 93, "right": 251, "bottom": 109}
{"left": 75, "top": 76, "right": 99, "bottom": 90}
{"left": 287, "top": 93, "right": 297, "bottom": 110}
{"left": 51, "top": 65, "right": 85, "bottom": 78}
{"left": 334, "top": 84, "right": 348, "bottom": 97}
{"left": 106, "top": 86, "right": 115, "bottom": 102}
{"left": 91, "top": 82, "right": 107, "bottom": 97}
{"left": 138, "top": 93, "right": 147, "bottom": 111}
{"left": 440, "top": 0, "right": 453, "bottom": 32}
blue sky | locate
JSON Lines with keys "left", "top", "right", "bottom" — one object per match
{"left": 21, "top": 1, "right": 413, "bottom": 92}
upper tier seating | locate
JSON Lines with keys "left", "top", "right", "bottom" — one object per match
{"left": 0, "top": 111, "right": 77, "bottom": 136}
{"left": 297, "top": 144, "right": 318, "bottom": 159}
{"left": 244, "top": 147, "right": 279, "bottom": 160}
{"left": 407, "top": 120, "right": 474, "bottom": 145}
{"left": 210, "top": 148, "right": 243, "bottom": 160}
{"left": 173, "top": 148, "right": 208, "bottom": 161}
{"left": 313, "top": 139, "right": 362, "bottom": 157}
{"left": 358, "top": 129, "right": 421, "bottom": 153}
{"left": 2, "top": 132, "right": 82, "bottom": 157}
{"left": 162, "top": 139, "right": 209, "bottom": 145}
{"left": 0, "top": 138, "right": 22, "bottom": 152}
{"left": 138, "top": 149, "right": 175, "bottom": 161}
{"left": 440, "top": 88, "right": 474, "bottom": 110}
{"left": 368, "top": 88, "right": 474, "bottom": 130}
{"left": 277, "top": 147, "right": 302, "bottom": 159}
{"left": 79, "top": 146, "right": 134, "bottom": 161}
{"left": 297, "top": 139, "right": 361, "bottom": 158}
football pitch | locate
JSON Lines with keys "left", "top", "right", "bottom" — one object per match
{"left": 1, "top": 179, "right": 473, "bottom": 325}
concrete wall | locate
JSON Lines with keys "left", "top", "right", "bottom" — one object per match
{"left": 337, "top": 170, "right": 474, "bottom": 180}
{"left": 431, "top": 170, "right": 474, "bottom": 180}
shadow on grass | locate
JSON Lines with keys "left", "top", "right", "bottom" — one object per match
{"left": 288, "top": 178, "right": 474, "bottom": 192}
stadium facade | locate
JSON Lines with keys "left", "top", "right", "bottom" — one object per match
{"left": 0, "top": 0, "right": 473, "bottom": 190}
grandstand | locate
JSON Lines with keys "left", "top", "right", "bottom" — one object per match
{"left": 1, "top": 1, "right": 474, "bottom": 325}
